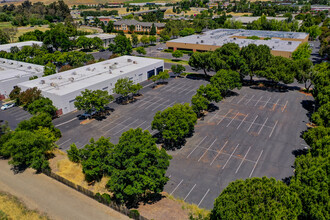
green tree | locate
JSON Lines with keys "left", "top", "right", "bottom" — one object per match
{"left": 295, "top": 59, "right": 314, "bottom": 90}
{"left": 0, "top": 29, "right": 10, "bottom": 44}
{"left": 67, "top": 143, "right": 80, "bottom": 163}
{"left": 156, "top": 70, "right": 170, "bottom": 84}
{"left": 27, "top": 97, "right": 57, "bottom": 117}
{"left": 211, "top": 69, "right": 242, "bottom": 96}
{"left": 129, "top": 25, "right": 135, "bottom": 33}
{"left": 292, "top": 42, "right": 312, "bottom": 60}
{"left": 9, "top": 86, "right": 21, "bottom": 103}
{"left": 131, "top": 83, "right": 143, "bottom": 96}
{"left": 191, "top": 94, "right": 210, "bottom": 117}
{"left": 113, "top": 78, "right": 134, "bottom": 101}
{"left": 140, "top": 35, "right": 150, "bottom": 46}
{"left": 150, "top": 23, "right": 157, "bottom": 35}
{"left": 149, "top": 35, "right": 157, "bottom": 44}
{"left": 110, "top": 35, "right": 132, "bottom": 55}
{"left": 131, "top": 34, "right": 139, "bottom": 47}
{"left": 76, "top": 36, "right": 92, "bottom": 50}
{"left": 74, "top": 89, "right": 113, "bottom": 114}
{"left": 307, "top": 25, "right": 322, "bottom": 40}
{"left": 136, "top": 46, "right": 146, "bottom": 55}
{"left": 311, "top": 103, "right": 330, "bottom": 127}
{"left": 172, "top": 50, "right": 183, "bottom": 59}
{"left": 171, "top": 64, "right": 185, "bottom": 76}
{"left": 211, "top": 177, "right": 302, "bottom": 220}
{"left": 1, "top": 130, "right": 54, "bottom": 171}
{"left": 290, "top": 154, "right": 329, "bottom": 220}
{"left": 152, "top": 103, "right": 197, "bottom": 148}
{"left": 18, "top": 87, "right": 42, "bottom": 107}
{"left": 43, "top": 62, "right": 56, "bottom": 76}
{"left": 262, "top": 56, "right": 296, "bottom": 85}
{"left": 107, "top": 128, "right": 171, "bottom": 205}
{"left": 189, "top": 52, "right": 213, "bottom": 76}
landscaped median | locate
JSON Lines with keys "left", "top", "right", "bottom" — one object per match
{"left": 48, "top": 149, "right": 209, "bottom": 220}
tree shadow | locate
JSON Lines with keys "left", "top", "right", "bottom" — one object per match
{"left": 10, "top": 164, "right": 29, "bottom": 174}
{"left": 140, "top": 192, "right": 165, "bottom": 206}
{"left": 301, "top": 100, "right": 314, "bottom": 120}
{"left": 282, "top": 176, "right": 292, "bottom": 186}
{"left": 186, "top": 73, "right": 211, "bottom": 81}
{"left": 292, "top": 148, "right": 308, "bottom": 157}
{"left": 247, "top": 79, "right": 301, "bottom": 93}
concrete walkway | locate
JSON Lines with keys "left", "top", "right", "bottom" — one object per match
{"left": 0, "top": 160, "right": 130, "bottom": 220}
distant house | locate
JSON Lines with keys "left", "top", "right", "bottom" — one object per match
{"left": 113, "top": 20, "right": 165, "bottom": 34}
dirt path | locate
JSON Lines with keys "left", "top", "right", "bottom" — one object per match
{"left": 0, "top": 160, "right": 130, "bottom": 220}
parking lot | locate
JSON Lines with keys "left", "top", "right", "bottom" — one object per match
{"left": 0, "top": 102, "right": 31, "bottom": 129}
{"left": 164, "top": 85, "right": 313, "bottom": 209}
{"left": 55, "top": 76, "right": 207, "bottom": 150}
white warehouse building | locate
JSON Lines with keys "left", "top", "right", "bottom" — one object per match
{"left": 0, "top": 58, "right": 44, "bottom": 100}
{"left": 0, "top": 41, "right": 43, "bottom": 52}
{"left": 18, "top": 56, "right": 164, "bottom": 115}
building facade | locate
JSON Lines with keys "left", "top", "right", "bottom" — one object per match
{"left": 0, "top": 58, "right": 44, "bottom": 100}
{"left": 17, "top": 56, "right": 164, "bottom": 115}
{"left": 113, "top": 20, "right": 165, "bottom": 34}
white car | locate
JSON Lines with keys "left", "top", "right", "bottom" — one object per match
{"left": 1, "top": 103, "right": 15, "bottom": 110}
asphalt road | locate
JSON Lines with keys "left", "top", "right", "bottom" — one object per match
{"left": 0, "top": 102, "right": 31, "bottom": 130}
{"left": 0, "top": 159, "right": 129, "bottom": 220}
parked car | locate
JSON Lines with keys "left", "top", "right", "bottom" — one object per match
{"left": 157, "top": 47, "right": 164, "bottom": 50}
{"left": 79, "top": 110, "right": 97, "bottom": 119}
{"left": 1, "top": 103, "right": 15, "bottom": 110}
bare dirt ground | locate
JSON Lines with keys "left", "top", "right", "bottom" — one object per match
{"left": 0, "top": 159, "right": 129, "bottom": 220}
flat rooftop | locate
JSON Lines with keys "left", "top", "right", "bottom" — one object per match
{"left": 168, "top": 29, "right": 309, "bottom": 52}
{"left": 0, "top": 41, "right": 43, "bottom": 52}
{"left": 18, "top": 56, "right": 163, "bottom": 96}
{"left": 84, "top": 33, "right": 116, "bottom": 40}
{"left": 0, "top": 58, "right": 44, "bottom": 83}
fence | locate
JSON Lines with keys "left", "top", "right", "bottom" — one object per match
{"left": 42, "top": 169, "right": 149, "bottom": 220}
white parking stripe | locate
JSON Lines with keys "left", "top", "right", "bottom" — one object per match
{"left": 254, "top": 96, "right": 263, "bottom": 106}
{"left": 249, "top": 150, "right": 263, "bottom": 178}
{"left": 99, "top": 116, "right": 123, "bottom": 129}
{"left": 55, "top": 118, "right": 77, "bottom": 127}
{"left": 217, "top": 109, "right": 232, "bottom": 125}
{"left": 104, "top": 117, "right": 131, "bottom": 133}
{"left": 258, "top": 117, "right": 268, "bottom": 135}
{"left": 222, "top": 144, "right": 239, "bottom": 169}
{"left": 235, "top": 147, "right": 251, "bottom": 174}
{"left": 269, "top": 120, "right": 278, "bottom": 138}
{"left": 237, "top": 94, "right": 246, "bottom": 104}
{"left": 113, "top": 119, "right": 139, "bottom": 135}
{"left": 198, "top": 189, "right": 210, "bottom": 207}
{"left": 263, "top": 97, "right": 271, "bottom": 108}
{"left": 282, "top": 101, "right": 288, "bottom": 112}
{"left": 187, "top": 136, "right": 207, "bottom": 158}
{"left": 237, "top": 114, "right": 248, "bottom": 129}
{"left": 134, "top": 121, "right": 146, "bottom": 129}
{"left": 57, "top": 138, "right": 72, "bottom": 147}
{"left": 210, "top": 141, "right": 228, "bottom": 165}
{"left": 184, "top": 184, "right": 196, "bottom": 201}
{"left": 245, "top": 95, "right": 255, "bottom": 105}
{"left": 226, "top": 112, "right": 239, "bottom": 127}
{"left": 151, "top": 99, "right": 170, "bottom": 111}
{"left": 198, "top": 139, "right": 217, "bottom": 162}
{"left": 170, "top": 179, "right": 183, "bottom": 195}
{"left": 247, "top": 115, "right": 258, "bottom": 132}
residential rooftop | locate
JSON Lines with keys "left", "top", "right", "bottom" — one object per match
{"left": 168, "top": 29, "right": 309, "bottom": 52}
{"left": 0, "top": 58, "right": 44, "bottom": 83}
{"left": 18, "top": 56, "right": 163, "bottom": 96}
{"left": 0, "top": 41, "right": 43, "bottom": 52}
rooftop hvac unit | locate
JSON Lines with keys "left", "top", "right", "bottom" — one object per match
{"left": 196, "top": 42, "right": 199, "bottom": 44}
{"left": 127, "top": 59, "right": 132, "bottom": 62}
{"left": 35, "top": 68, "right": 40, "bottom": 72}
{"left": 114, "top": 62, "right": 118, "bottom": 65}
{"left": 40, "top": 80, "right": 45, "bottom": 84}
{"left": 201, "top": 40, "right": 204, "bottom": 43}
{"left": 58, "top": 76, "right": 62, "bottom": 80}
{"left": 27, "top": 66, "right": 32, "bottom": 69}
{"left": 19, "top": 64, "right": 23, "bottom": 67}
{"left": 233, "top": 37, "right": 237, "bottom": 40}
{"left": 10, "top": 62, "right": 13, "bottom": 65}
{"left": 86, "top": 67, "right": 91, "bottom": 71}
{"left": 92, "top": 68, "right": 96, "bottom": 71}
{"left": 109, "top": 70, "right": 112, "bottom": 74}
{"left": 275, "top": 41, "right": 279, "bottom": 43}
{"left": 15, "top": 75, "right": 20, "bottom": 78}
{"left": 50, "top": 82, "right": 56, "bottom": 87}
{"left": 120, "top": 70, "right": 123, "bottom": 73}
{"left": 133, "top": 61, "right": 137, "bottom": 64}
{"left": 197, "top": 36, "right": 200, "bottom": 39}
{"left": 288, "top": 42, "right": 292, "bottom": 45}
{"left": 69, "top": 77, "right": 74, "bottom": 82}
{"left": 72, "top": 71, "right": 77, "bottom": 75}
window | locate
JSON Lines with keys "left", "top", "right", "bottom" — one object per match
{"left": 102, "top": 87, "right": 108, "bottom": 90}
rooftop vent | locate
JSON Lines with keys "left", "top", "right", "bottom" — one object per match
{"left": 15, "top": 75, "right": 20, "bottom": 78}
{"left": 72, "top": 71, "right": 77, "bottom": 75}
{"left": 201, "top": 40, "right": 204, "bottom": 43}
{"left": 50, "top": 82, "right": 57, "bottom": 87}
{"left": 127, "top": 59, "right": 132, "bottom": 62}
{"left": 40, "top": 80, "right": 45, "bottom": 84}
{"left": 86, "top": 67, "right": 91, "bottom": 71}
{"left": 35, "top": 68, "right": 41, "bottom": 72}
{"left": 120, "top": 70, "right": 123, "bottom": 73}
{"left": 196, "top": 42, "right": 199, "bottom": 44}
{"left": 10, "top": 62, "right": 13, "bottom": 65}
{"left": 92, "top": 68, "right": 96, "bottom": 71}
{"left": 288, "top": 42, "right": 292, "bottom": 45}
{"left": 58, "top": 76, "right": 62, "bottom": 80}
{"left": 114, "top": 62, "right": 118, "bottom": 65}
{"left": 233, "top": 38, "right": 237, "bottom": 40}
{"left": 133, "top": 61, "right": 137, "bottom": 64}
{"left": 197, "top": 36, "right": 200, "bottom": 39}
{"left": 109, "top": 70, "right": 112, "bottom": 74}
{"left": 19, "top": 64, "right": 23, "bottom": 67}
{"left": 68, "top": 77, "right": 74, "bottom": 82}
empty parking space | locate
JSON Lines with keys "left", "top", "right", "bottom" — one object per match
{"left": 0, "top": 106, "right": 31, "bottom": 129}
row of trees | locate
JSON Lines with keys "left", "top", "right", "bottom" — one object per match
{"left": 0, "top": 113, "right": 61, "bottom": 172}
{"left": 319, "top": 18, "right": 330, "bottom": 59}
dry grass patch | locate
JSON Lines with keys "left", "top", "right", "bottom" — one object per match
{"left": 0, "top": 191, "right": 49, "bottom": 220}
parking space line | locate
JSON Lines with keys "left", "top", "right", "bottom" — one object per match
{"left": 170, "top": 179, "right": 183, "bottom": 195}
{"left": 208, "top": 108, "right": 224, "bottom": 123}
{"left": 269, "top": 120, "right": 278, "bottom": 138}
{"left": 185, "top": 89, "right": 197, "bottom": 95}
{"left": 258, "top": 117, "right": 268, "bottom": 135}
{"left": 237, "top": 94, "right": 246, "bottom": 104}
{"left": 178, "top": 85, "right": 194, "bottom": 94}
{"left": 249, "top": 150, "right": 263, "bottom": 178}
{"left": 57, "top": 138, "right": 72, "bottom": 147}
{"left": 99, "top": 116, "right": 123, "bottom": 129}
{"left": 281, "top": 101, "right": 288, "bottom": 112}
{"left": 262, "top": 97, "right": 271, "bottom": 108}
{"left": 245, "top": 95, "right": 255, "bottom": 105}
{"left": 145, "top": 98, "right": 164, "bottom": 109}
{"left": 247, "top": 115, "right": 258, "bottom": 132}
{"left": 55, "top": 118, "right": 77, "bottom": 127}
{"left": 104, "top": 117, "right": 131, "bottom": 133}
{"left": 254, "top": 96, "right": 263, "bottom": 106}
{"left": 136, "top": 97, "right": 158, "bottom": 108}
{"left": 159, "top": 101, "right": 176, "bottom": 112}
{"left": 113, "top": 119, "right": 139, "bottom": 135}
{"left": 187, "top": 136, "right": 207, "bottom": 158}
{"left": 235, "top": 147, "right": 251, "bottom": 174}
{"left": 272, "top": 99, "right": 280, "bottom": 110}
{"left": 226, "top": 112, "right": 239, "bottom": 127}
{"left": 237, "top": 114, "right": 248, "bottom": 129}
{"left": 198, "top": 139, "right": 217, "bottom": 162}
{"left": 134, "top": 121, "right": 146, "bottom": 129}
{"left": 217, "top": 109, "right": 232, "bottom": 125}
{"left": 222, "top": 144, "right": 239, "bottom": 169}
{"left": 184, "top": 184, "right": 196, "bottom": 201}
{"left": 151, "top": 99, "right": 170, "bottom": 111}
{"left": 210, "top": 141, "right": 228, "bottom": 165}
{"left": 198, "top": 189, "right": 210, "bottom": 207}
{"left": 15, "top": 115, "right": 30, "bottom": 121}
{"left": 198, "top": 146, "right": 255, "bottom": 163}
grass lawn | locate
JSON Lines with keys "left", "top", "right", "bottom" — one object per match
{"left": 0, "top": 22, "right": 13, "bottom": 28}
{"left": 0, "top": 191, "right": 49, "bottom": 220}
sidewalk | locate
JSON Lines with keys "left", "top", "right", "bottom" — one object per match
{"left": 0, "top": 160, "right": 129, "bottom": 220}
